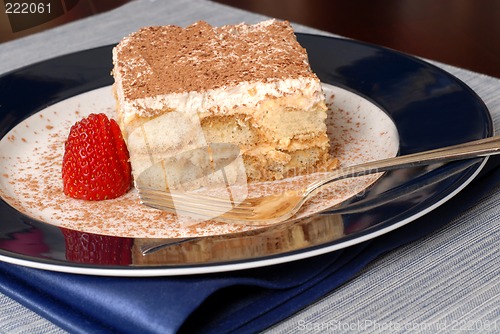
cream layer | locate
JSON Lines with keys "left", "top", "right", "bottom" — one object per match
{"left": 112, "top": 62, "right": 326, "bottom": 127}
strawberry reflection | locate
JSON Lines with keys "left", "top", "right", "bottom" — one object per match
{"left": 60, "top": 227, "right": 132, "bottom": 265}
{"left": 0, "top": 227, "right": 50, "bottom": 257}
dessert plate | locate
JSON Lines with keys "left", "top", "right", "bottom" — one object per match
{"left": 0, "top": 34, "right": 492, "bottom": 276}
{"left": 0, "top": 83, "right": 398, "bottom": 237}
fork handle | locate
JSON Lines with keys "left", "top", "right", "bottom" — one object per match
{"left": 306, "top": 136, "right": 500, "bottom": 193}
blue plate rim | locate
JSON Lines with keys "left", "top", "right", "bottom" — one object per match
{"left": 0, "top": 33, "right": 493, "bottom": 276}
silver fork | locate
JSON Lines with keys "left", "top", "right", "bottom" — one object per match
{"left": 138, "top": 136, "right": 500, "bottom": 226}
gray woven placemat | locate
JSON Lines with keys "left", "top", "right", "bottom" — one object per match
{"left": 0, "top": 1, "right": 498, "bottom": 333}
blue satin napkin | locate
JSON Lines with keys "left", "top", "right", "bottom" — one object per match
{"left": 0, "top": 160, "right": 497, "bottom": 334}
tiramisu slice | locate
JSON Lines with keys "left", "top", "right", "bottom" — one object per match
{"left": 112, "top": 20, "right": 336, "bottom": 190}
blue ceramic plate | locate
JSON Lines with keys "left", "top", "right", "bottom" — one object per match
{"left": 0, "top": 34, "right": 492, "bottom": 276}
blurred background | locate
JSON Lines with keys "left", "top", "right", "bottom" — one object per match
{"left": 1, "top": 0, "right": 499, "bottom": 78}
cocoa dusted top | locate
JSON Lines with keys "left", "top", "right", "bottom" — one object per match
{"left": 113, "top": 20, "right": 318, "bottom": 99}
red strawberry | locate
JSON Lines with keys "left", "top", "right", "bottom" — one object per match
{"left": 62, "top": 113, "right": 132, "bottom": 201}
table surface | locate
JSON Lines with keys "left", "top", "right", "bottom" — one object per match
{"left": 0, "top": 1, "right": 498, "bottom": 333}
{"left": 213, "top": 0, "right": 500, "bottom": 79}
{"left": 0, "top": 0, "right": 500, "bottom": 78}
{"left": 1, "top": 0, "right": 499, "bottom": 79}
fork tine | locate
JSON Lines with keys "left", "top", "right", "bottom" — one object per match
{"left": 140, "top": 195, "right": 224, "bottom": 218}
{"left": 139, "top": 188, "right": 248, "bottom": 207}
{"left": 138, "top": 188, "right": 254, "bottom": 217}
{"left": 141, "top": 197, "right": 253, "bottom": 219}
{"left": 138, "top": 186, "right": 303, "bottom": 225}
{"left": 138, "top": 188, "right": 242, "bottom": 211}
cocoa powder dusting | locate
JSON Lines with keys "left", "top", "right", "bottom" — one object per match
{"left": 113, "top": 20, "right": 317, "bottom": 99}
